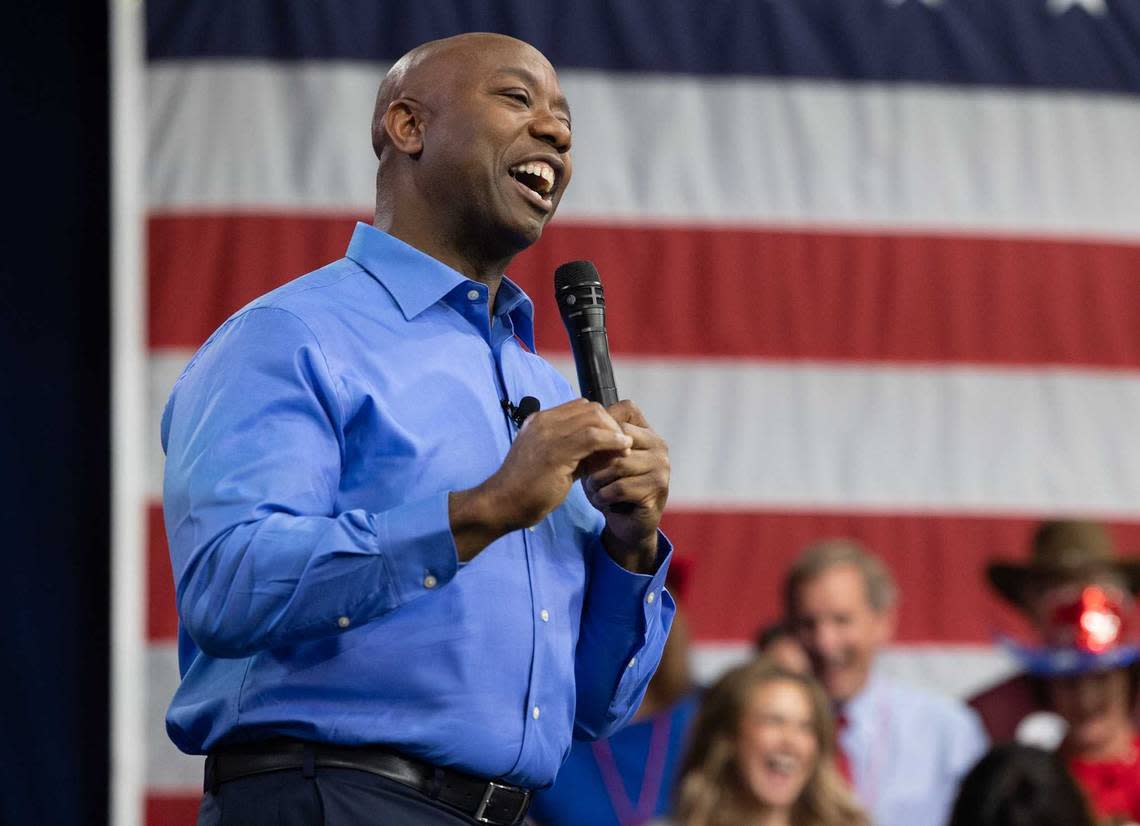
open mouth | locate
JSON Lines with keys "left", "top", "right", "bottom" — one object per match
{"left": 763, "top": 754, "right": 802, "bottom": 779}
{"left": 508, "top": 160, "right": 557, "bottom": 209}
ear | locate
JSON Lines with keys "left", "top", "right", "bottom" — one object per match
{"left": 876, "top": 603, "right": 898, "bottom": 645}
{"left": 383, "top": 98, "right": 425, "bottom": 158}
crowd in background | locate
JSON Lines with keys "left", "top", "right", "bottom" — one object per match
{"left": 528, "top": 520, "right": 1140, "bottom": 826}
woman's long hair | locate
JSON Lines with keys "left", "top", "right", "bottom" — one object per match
{"left": 674, "top": 658, "right": 868, "bottom": 826}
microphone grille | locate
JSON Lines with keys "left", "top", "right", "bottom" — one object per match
{"left": 554, "top": 260, "right": 602, "bottom": 292}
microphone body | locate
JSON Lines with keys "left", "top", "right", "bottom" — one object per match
{"left": 554, "top": 261, "right": 619, "bottom": 407}
{"left": 555, "top": 261, "right": 635, "bottom": 515}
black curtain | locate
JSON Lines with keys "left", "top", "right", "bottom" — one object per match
{"left": 0, "top": 1, "right": 110, "bottom": 823}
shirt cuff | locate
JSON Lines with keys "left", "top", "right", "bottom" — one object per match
{"left": 371, "top": 491, "right": 460, "bottom": 607}
{"left": 586, "top": 530, "right": 674, "bottom": 626}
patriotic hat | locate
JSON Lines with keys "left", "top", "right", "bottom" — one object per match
{"left": 1001, "top": 584, "right": 1140, "bottom": 677}
{"left": 987, "top": 520, "right": 1140, "bottom": 615}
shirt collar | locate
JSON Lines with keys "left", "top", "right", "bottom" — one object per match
{"left": 492, "top": 277, "right": 535, "bottom": 350}
{"left": 345, "top": 222, "right": 536, "bottom": 350}
{"left": 838, "top": 671, "right": 885, "bottom": 731}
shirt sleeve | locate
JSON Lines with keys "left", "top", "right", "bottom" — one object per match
{"left": 161, "top": 306, "right": 459, "bottom": 659}
{"left": 571, "top": 531, "right": 675, "bottom": 740}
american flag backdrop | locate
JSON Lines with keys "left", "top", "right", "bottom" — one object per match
{"left": 115, "top": 0, "right": 1140, "bottom": 822}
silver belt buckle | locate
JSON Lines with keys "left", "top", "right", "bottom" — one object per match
{"left": 474, "top": 780, "right": 530, "bottom": 824}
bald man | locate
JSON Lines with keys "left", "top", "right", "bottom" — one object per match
{"left": 161, "top": 34, "right": 674, "bottom": 826}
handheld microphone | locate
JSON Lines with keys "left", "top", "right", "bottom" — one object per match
{"left": 555, "top": 260, "right": 633, "bottom": 514}
{"left": 554, "top": 261, "right": 619, "bottom": 407}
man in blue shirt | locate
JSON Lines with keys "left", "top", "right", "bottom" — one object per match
{"left": 162, "top": 33, "right": 674, "bottom": 826}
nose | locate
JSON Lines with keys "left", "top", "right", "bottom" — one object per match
{"left": 530, "top": 109, "right": 571, "bottom": 153}
{"left": 811, "top": 623, "right": 844, "bottom": 661}
{"left": 1074, "top": 676, "right": 1101, "bottom": 710}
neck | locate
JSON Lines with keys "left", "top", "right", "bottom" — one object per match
{"left": 753, "top": 805, "right": 792, "bottom": 826}
{"left": 375, "top": 206, "right": 515, "bottom": 315}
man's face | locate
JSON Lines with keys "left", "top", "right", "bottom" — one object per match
{"left": 417, "top": 40, "right": 572, "bottom": 253}
{"left": 1048, "top": 668, "right": 1132, "bottom": 755}
{"left": 790, "top": 564, "right": 893, "bottom": 704}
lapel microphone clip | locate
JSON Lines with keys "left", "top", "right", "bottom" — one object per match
{"left": 502, "top": 395, "right": 541, "bottom": 429}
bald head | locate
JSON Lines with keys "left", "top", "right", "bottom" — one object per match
{"left": 369, "top": 32, "right": 572, "bottom": 280}
{"left": 372, "top": 33, "right": 553, "bottom": 163}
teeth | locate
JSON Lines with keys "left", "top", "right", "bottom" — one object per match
{"left": 509, "top": 160, "right": 556, "bottom": 195}
{"left": 766, "top": 755, "right": 798, "bottom": 774}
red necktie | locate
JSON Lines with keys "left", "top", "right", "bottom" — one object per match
{"left": 835, "top": 711, "right": 854, "bottom": 785}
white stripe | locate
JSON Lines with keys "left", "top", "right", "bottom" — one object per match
{"left": 143, "top": 640, "right": 1014, "bottom": 790}
{"left": 149, "top": 350, "right": 1140, "bottom": 515}
{"left": 146, "top": 351, "right": 188, "bottom": 504}
{"left": 147, "top": 61, "right": 1140, "bottom": 240}
{"left": 145, "top": 643, "right": 204, "bottom": 791}
{"left": 112, "top": 0, "right": 148, "bottom": 823}
{"left": 692, "top": 642, "right": 1019, "bottom": 701}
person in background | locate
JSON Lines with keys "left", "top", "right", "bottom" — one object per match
{"left": 947, "top": 743, "right": 1096, "bottom": 826}
{"left": 755, "top": 621, "right": 811, "bottom": 676}
{"left": 529, "top": 558, "right": 699, "bottom": 826}
{"left": 670, "top": 659, "right": 868, "bottom": 826}
{"left": 1003, "top": 581, "right": 1140, "bottom": 825}
{"left": 784, "top": 539, "right": 987, "bottom": 826}
{"left": 972, "top": 520, "right": 1140, "bottom": 743}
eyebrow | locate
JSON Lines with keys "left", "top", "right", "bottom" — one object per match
{"left": 493, "top": 67, "right": 572, "bottom": 121}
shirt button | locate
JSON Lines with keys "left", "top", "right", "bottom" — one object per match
{"left": 528, "top": 525, "right": 536, "bottom": 533}
{"left": 337, "top": 616, "right": 350, "bottom": 628}
{"left": 540, "top": 609, "right": 550, "bottom": 622}
{"left": 532, "top": 706, "right": 541, "bottom": 720}
{"left": 628, "top": 657, "right": 636, "bottom": 669}
{"left": 646, "top": 591, "right": 656, "bottom": 604}
{"left": 423, "top": 574, "right": 438, "bottom": 589}
{"left": 466, "top": 289, "right": 480, "bottom": 301}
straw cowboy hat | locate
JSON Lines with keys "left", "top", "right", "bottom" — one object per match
{"left": 987, "top": 520, "right": 1140, "bottom": 614}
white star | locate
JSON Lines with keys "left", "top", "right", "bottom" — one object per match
{"left": 1047, "top": 0, "right": 1108, "bottom": 15}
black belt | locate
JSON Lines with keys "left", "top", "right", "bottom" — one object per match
{"left": 204, "top": 740, "right": 531, "bottom": 826}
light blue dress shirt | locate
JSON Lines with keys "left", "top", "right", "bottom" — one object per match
{"left": 841, "top": 673, "right": 988, "bottom": 826}
{"left": 161, "top": 223, "right": 674, "bottom": 787}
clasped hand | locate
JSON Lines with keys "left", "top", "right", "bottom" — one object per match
{"left": 449, "top": 398, "right": 670, "bottom": 572}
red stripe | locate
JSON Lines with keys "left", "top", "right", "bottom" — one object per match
{"left": 148, "top": 213, "right": 363, "bottom": 350}
{"left": 149, "top": 213, "right": 1140, "bottom": 368}
{"left": 659, "top": 510, "right": 1140, "bottom": 644}
{"left": 146, "top": 499, "right": 1140, "bottom": 645}
{"left": 149, "top": 504, "right": 177, "bottom": 641}
{"left": 146, "top": 793, "right": 199, "bottom": 825}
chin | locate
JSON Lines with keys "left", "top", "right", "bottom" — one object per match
{"left": 495, "top": 210, "right": 548, "bottom": 254}
{"left": 1071, "top": 718, "right": 1113, "bottom": 751}
{"left": 745, "top": 775, "right": 805, "bottom": 811}
{"left": 824, "top": 673, "right": 856, "bottom": 702}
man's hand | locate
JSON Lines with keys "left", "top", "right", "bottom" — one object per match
{"left": 583, "top": 400, "right": 670, "bottom": 574}
{"left": 449, "top": 399, "right": 632, "bottom": 561}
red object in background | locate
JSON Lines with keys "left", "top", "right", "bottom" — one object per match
{"left": 1044, "top": 586, "right": 1129, "bottom": 654}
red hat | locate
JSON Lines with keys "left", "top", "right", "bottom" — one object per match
{"left": 1002, "top": 584, "right": 1140, "bottom": 677}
